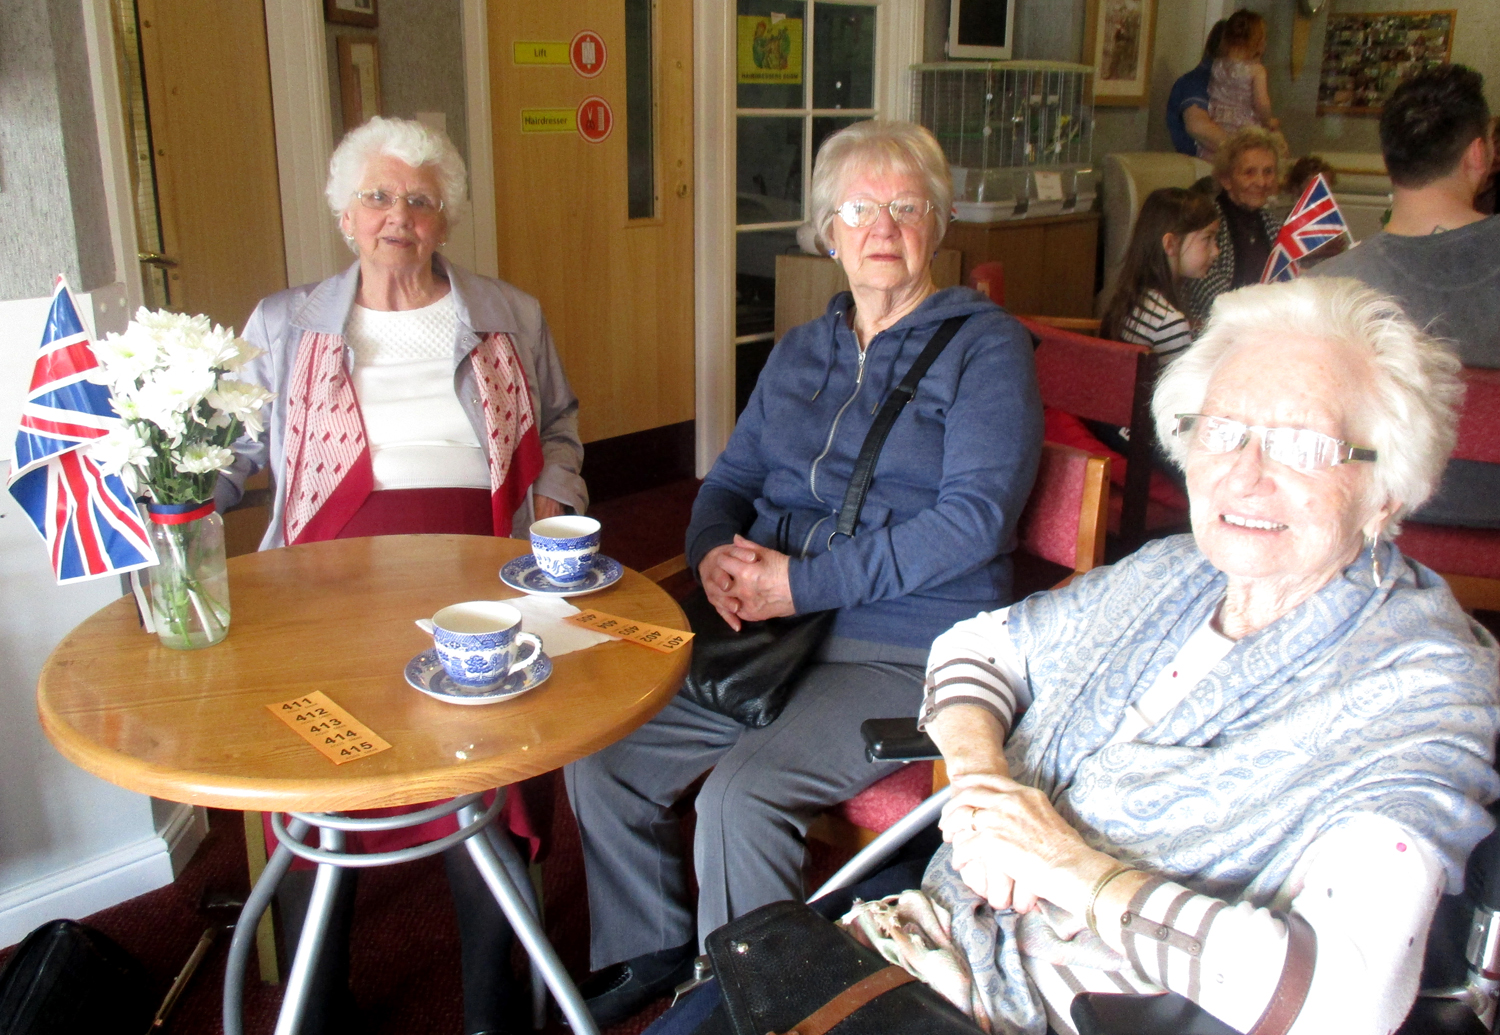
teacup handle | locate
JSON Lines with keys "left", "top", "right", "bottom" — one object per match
{"left": 415, "top": 619, "right": 436, "bottom": 635}
{"left": 508, "top": 632, "right": 542, "bottom": 676}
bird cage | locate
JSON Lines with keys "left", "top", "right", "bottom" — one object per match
{"left": 911, "top": 61, "right": 1096, "bottom": 221}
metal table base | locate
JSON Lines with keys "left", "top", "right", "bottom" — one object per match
{"left": 223, "top": 790, "right": 598, "bottom": 1035}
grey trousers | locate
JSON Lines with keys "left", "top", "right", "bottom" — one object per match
{"left": 564, "top": 636, "right": 926, "bottom": 969}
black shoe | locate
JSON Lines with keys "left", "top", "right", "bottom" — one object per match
{"left": 579, "top": 944, "right": 696, "bottom": 1028}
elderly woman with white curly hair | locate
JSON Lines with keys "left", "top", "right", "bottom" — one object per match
{"left": 564, "top": 119, "right": 1042, "bottom": 1026}
{"left": 220, "top": 116, "right": 584, "bottom": 1035}
{"left": 907, "top": 275, "right": 1500, "bottom": 1035}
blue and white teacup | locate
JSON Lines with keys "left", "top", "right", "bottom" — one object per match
{"left": 529, "top": 516, "right": 602, "bottom": 587}
{"left": 415, "top": 601, "right": 542, "bottom": 693}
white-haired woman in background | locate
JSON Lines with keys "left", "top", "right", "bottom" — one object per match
{"left": 222, "top": 116, "right": 585, "bottom": 1035}
{"left": 565, "top": 119, "right": 1042, "bottom": 1025}
{"left": 914, "top": 277, "right": 1500, "bottom": 1034}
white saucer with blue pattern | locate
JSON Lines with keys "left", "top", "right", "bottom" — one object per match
{"left": 499, "top": 554, "right": 623, "bottom": 597}
{"left": 404, "top": 648, "right": 553, "bottom": 705}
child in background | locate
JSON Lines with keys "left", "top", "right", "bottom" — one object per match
{"left": 1101, "top": 187, "right": 1221, "bottom": 357}
{"left": 1203, "top": 11, "right": 1283, "bottom": 160}
{"left": 1284, "top": 155, "right": 1338, "bottom": 199}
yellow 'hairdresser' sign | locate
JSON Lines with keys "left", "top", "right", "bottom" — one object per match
{"left": 513, "top": 41, "right": 569, "bottom": 65}
{"left": 520, "top": 109, "right": 577, "bottom": 132}
{"left": 737, "top": 15, "right": 802, "bottom": 85}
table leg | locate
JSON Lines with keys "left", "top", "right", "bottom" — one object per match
{"left": 482, "top": 823, "right": 548, "bottom": 1031}
{"left": 461, "top": 803, "right": 600, "bottom": 1035}
{"left": 225, "top": 816, "right": 309, "bottom": 1035}
{"left": 274, "top": 825, "right": 348, "bottom": 1035}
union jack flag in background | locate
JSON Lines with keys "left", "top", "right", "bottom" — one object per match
{"left": 1262, "top": 174, "right": 1351, "bottom": 283}
{"left": 6, "top": 278, "right": 156, "bottom": 584}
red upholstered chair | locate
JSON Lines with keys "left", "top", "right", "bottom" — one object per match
{"left": 967, "top": 261, "right": 1006, "bottom": 306}
{"left": 1021, "top": 317, "right": 1187, "bottom": 546}
{"left": 809, "top": 442, "right": 1111, "bottom": 851}
{"left": 1396, "top": 367, "right": 1500, "bottom": 611}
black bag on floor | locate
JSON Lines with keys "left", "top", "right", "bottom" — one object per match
{"left": 0, "top": 919, "right": 156, "bottom": 1035}
{"left": 693, "top": 900, "right": 979, "bottom": 1035}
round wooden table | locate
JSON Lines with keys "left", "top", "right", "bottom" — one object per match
{"left": 37, "top": 534, "right": 690, "bottom": 1035}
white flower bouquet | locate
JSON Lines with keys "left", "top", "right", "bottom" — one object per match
{"left": 87, "top": 308, "right": 274, "bottom": 505}
{"left": 86, "top": 308, "right": 275, "bottom": 649}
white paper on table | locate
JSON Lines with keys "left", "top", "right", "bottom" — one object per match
{"left": 506, "top": 595, "right": 613, "bottom": 657}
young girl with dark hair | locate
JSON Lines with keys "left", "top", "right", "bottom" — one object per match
{"left": 1101, "top": 187, "right": 1221, "bottom": 356}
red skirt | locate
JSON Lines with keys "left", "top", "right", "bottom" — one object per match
{"left": 264, "top": 488, "right": 548, "bottom": 865}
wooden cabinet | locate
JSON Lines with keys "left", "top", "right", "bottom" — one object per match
{"left": 941, "top": 212, "right": 1100, "bottom": 318}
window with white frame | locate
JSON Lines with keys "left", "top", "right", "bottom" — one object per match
{"left": 734, "top": 0, "right": 882, "bottom": 413}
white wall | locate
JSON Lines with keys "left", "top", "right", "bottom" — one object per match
{"left": 0, "top": 290, "right": 205, "bottom": 949}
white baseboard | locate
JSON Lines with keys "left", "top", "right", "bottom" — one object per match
{"left": 156, "top": 802, "right": 209, "bottom": 877}
{"left": 0, "top": 835, "right": 176, "bottom": 949}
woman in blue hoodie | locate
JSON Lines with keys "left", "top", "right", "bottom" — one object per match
{"left": 564, "top": 121, "right": 1044, "bottom": 1024}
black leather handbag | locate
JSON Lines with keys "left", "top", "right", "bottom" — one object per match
{"left": 691, "top": 900, "right": 979, "bottom": 1035}
{"left": 679, "top": 315, "right": 970, "bottom": 728}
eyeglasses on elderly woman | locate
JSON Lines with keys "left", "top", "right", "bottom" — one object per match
{"left": 1174, "top": 413, "right": 1377, "bottom": 472}
{"left": 835, "top": 195, "right": 934, "bottom": 228}
{"left": 354, "top": 188, "right": 445, "bottom": 214}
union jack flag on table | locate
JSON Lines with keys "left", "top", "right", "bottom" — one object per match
{"left": 1262, "top": 174, "right": 1351, "bottom": 283}
{"left": 6, "top": 278, "right": 156, "bottom": 584}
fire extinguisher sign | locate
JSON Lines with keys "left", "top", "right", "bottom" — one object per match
{"left": 576, "top": 96, "right": 613, "bottom": 143}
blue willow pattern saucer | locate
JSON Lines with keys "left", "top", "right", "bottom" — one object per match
{"left": 404, "top": 648, "right": 553, "bottom": 705}
{"left": 499, "top": 554, "right": 623, "bottom": 597}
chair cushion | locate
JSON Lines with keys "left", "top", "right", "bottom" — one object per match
{"left": 1397, "top": 523, "right": 1500, "bottom": 580}
{"left": 1044, "top": 409, "right": 1189, "bottom": 510}
{"left": 836, "top": 762, "right": 935, "bottom": 834}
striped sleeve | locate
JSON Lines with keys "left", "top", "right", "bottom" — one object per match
{"left": 918, "top": 607, "right": 1031, "bottom": 736}
{"left": 1120, "top": 290, "right": 1194, "bottom": 356}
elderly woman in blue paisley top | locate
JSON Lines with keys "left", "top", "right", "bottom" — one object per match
{"left": 918, "top": 276, "right": 1500, "bottom": 1035}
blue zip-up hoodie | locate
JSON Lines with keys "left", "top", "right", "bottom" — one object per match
{"left": 687, "top": 286, "right": 1043, "bottom": 650}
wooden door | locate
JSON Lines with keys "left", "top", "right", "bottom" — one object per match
{"left": 488, "top": 0, "right": 694, "bottom": 444}
{"left": 136, "top": 0, "right": 288, "bottom": 335}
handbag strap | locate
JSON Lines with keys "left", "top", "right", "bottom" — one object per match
{"left": 774, "top": 965, "right": 916, "bottom": 1035}
{"left": 829, "top": 314, "right": 970, "bottom": 547}
{"left": 1247, "top": 911, "right": 1317, "bottom": 1035}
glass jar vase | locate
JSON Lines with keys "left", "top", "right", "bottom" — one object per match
{"left": 145, "top": 502, "right": 231, "bottom": 650}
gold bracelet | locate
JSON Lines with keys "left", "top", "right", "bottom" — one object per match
{"left": 1084, "top": 863, "right": 1135, "bottom": 938}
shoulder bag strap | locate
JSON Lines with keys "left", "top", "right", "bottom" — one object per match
{"left": 1247, "top": 911, "right": 1317, "bottom": 1035}
{"left": 829, "top": 314, "right": 970, "bottom": 547}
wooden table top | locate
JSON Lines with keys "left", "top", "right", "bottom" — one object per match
{"left": 37, "top": 536, "right": 689, "bottom": 812}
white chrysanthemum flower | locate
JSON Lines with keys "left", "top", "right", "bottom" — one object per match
{"left": 174, "top": 442, "right": 234, "bottom": 475}
{"left": 133, "top": 364, "right": 218, "bottom": 434}
{"left": 87, "top": 423, "right": 155, "bottom": 475}
{"left": 206, "top": 379, "right": 275, "bottom": 436}
{"left": 220, "top": 336, "right": 263, "bottom": 372}
{"left": 92, "top": 314, "right": 165, "bottom": 385}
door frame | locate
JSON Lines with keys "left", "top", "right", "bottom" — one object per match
{"left": 691, "top": 0, "right": 923, "bottom": 476}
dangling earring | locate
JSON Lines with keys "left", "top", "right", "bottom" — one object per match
{"left": 1368, "top": 533, "right": 1383, "bottom": 586}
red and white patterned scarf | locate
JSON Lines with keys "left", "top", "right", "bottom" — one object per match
{"left": 281, "top": 330, "right": 545, "bottom": 545}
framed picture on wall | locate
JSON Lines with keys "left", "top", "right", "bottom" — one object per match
{"left": 1316, "top": 10, "right": 1455, "bottom": 115}
{"left": 1085, "top": 0, "right": 1158, "bottom": 106}
{"left": 338, "top": 36, "right": 382, "bottom": 132}
{"left": 325, "top": 0, "right": 377, "bottom": 29}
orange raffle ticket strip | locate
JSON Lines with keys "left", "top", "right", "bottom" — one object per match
{"left": 565, "top": 609, "right": 694, "bottom": 653}
{"left": 268, "top": 691, "right": 392, "bottom": 765}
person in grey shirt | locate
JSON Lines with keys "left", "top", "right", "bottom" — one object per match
{"left": 1312, "top": 64, "right": 1499, "bottom": 527}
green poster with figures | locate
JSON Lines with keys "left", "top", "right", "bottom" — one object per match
{"left": 737, "top": 15, "right": 803, "bottom": 84}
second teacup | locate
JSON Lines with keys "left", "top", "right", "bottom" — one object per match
{"left": 416, "top": 601, "right": 542, "bottom": 693}
{"left": 530, "top": 515, "right": 601, "bottom": 587}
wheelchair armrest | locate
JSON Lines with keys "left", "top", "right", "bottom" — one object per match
{"left": 1071, "top": 992, "right": 1240, "bottom": 1035}
{"left": 861, "top": 718, "right": 940, "bottom": 763}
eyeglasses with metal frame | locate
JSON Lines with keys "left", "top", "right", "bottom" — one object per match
{"left": 834, "top": 196, "right": 934, "bottom": 229}
{"left": 1173, "top": 414, "right": 1377, "bottom": 473}
{"left": 354, "top": 189, "right": 445, "bottom": 214}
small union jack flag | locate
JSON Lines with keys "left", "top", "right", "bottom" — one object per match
{"left": 6, "top": 278, "right": 156, "bottom": 584}
{"left": 1263, "top": 174, "right": 1351, "bottom": 283}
